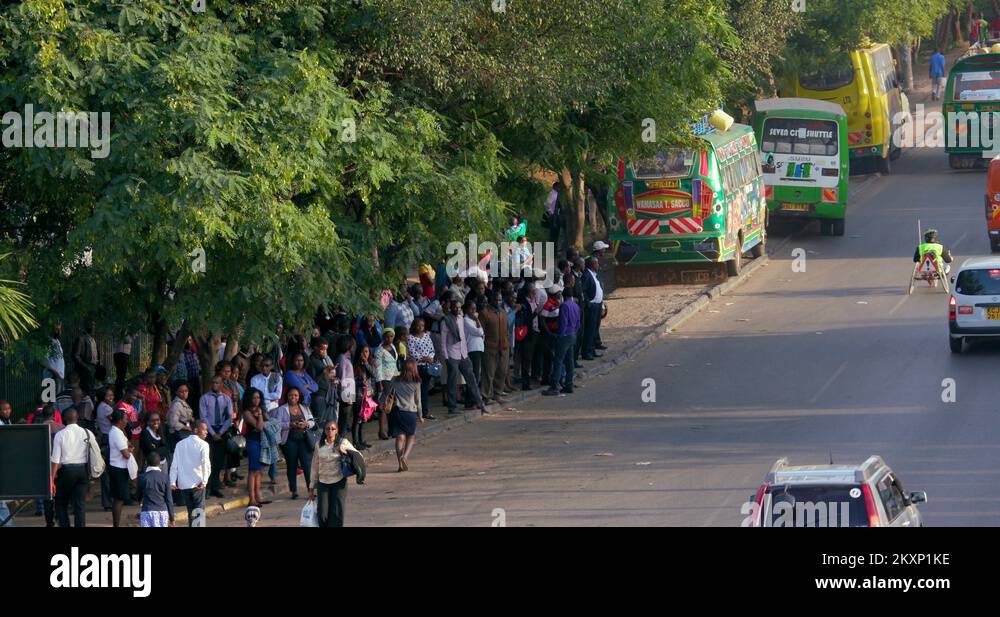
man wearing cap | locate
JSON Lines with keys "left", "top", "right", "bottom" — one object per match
{"left": 592, "top": 240, "right": 610, "bottom": 260}
{"left": 543, "top": 285, "right": 579, "bottom": 396}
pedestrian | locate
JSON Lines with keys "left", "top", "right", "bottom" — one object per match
{"left": 199, "top": 375, "right": 233, "bottom": 498}
{"left": 390, "top": 358, "right": 424, "bottom": 472}
{"left": 462, "top": 300, "right": 485, "bottom": 408}
{"left": 137, "top": 368, "right": 162, "bottom": 424}
{"left": 544, "top": 181, "right": 561, "bottom": 246}
{"left": 32, "top": 403, "right": 62, "bottom": 525}
{"left": 407, "top": 318, "right": 437, "bottom": 420}
{"left": 537, "top": 285, "right": 561, "bottom": 385}
{"left": 580, "top": 257, "right": 605, "bottom": 360}
{"left": 284, "top": 351, "right": 319, "bottom": 409}
{"left": 107, "top": 408, "right": 133, "bottom": 528}
{"left": 69, "top": 386, "right": 96, "bottom": 433}
{"left": 374, "top": 328, "right": 400, "bottom": 415}
{"left": 0, "top": 399, "right": 13, "bottom": 425}
{"left": 43, "top": 323, "right": 65, "bottom": 395}
{"left": 136, "top": 452, "right": 174, "bottom": 527}
{"left": 112, "top": 335, "right": 133, "bottom": 400}
{"left": 505, "top": 214, "right": 527, "bottom": 242}
{"left": 154, "top": 366, "right": 172, "bottom": 414}
{"left": 166, "top": 382, "right": 194, "bottom": 450}
{"left": 181, "top": 337, "right": 202, "bottom": 403}
{"left": 250, "top": 356, "right": 283, "bottom": 412}
{"left": 49, "top": 408, "right": 96, "bottom": 528}
{"left": 309, "top": 420, "right": 359, "bottom": 527}
{"left": 479, "top": 289, "right": 510, "bottom": 404}
{"left": 242, "top": 388, "right": 270, "bottom": 507}
{"left": 930, "top": 48, "right": 947, "bottom": 101}
{"left": 274, "top": 387, "right": 315, "bottom": 500}
{"left": 384, "top": 287, "right": 415, "bottom": 330}
{"left": 139, "top": 411, "right": 169, "bottom": 473}
{"left": 95, "top": 387, "right": 115, "bottom": 511}
{"left": 515, "top": 281, "right": 540, "bottom": 390}
{"left": 543, "top": 285, "right": 580, "bottom": 396}
{"left": 169, "top": 420, "right": 212, "bottom": 527}
{"left": 353, "top": 343, "right": 379, "bottom": 443}
{"left": 115, "top": 385, "right": 142, "bottom": 447}
{"left": 334, "top": 334, "right": 356, "bottom": 436}
{"left": 441, "top": 297, "right": 489, "bottom": 415}
{"left": 71, "top": 320, "right": 99, "bottom": 397}
{"left": 307, "top": 337, "right": 337, "bottom": 427}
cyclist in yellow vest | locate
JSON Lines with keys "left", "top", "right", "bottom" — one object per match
{"left": 913, "top": 229, "right": 953, "bottom": 275}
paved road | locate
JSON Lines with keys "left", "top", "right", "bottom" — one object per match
{"left": 215, "top": 142, "right": 1000, "bottom": 527}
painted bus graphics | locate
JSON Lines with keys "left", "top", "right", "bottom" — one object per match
{"left": 753, "top": 98, "right": 849, "bottom": 236}
{"left": 609, "top": 122, "right": 766, "bottom": 276}
{"left": 945, "top": 53, "right": 1000, "bottom": 169}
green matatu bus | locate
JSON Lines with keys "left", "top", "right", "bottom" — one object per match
{"left": 753, "top": 98, "right": 849, "bottom": 236}
{"left": 945, "top": 52, "right": 1000, "bottom": 169}
{"left": 608, "top": 121, "right": 766, "bottom": 276}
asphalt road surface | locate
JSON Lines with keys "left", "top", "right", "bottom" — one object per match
{"left": 217, "top": 144, "right": 1000, "bottom": 527}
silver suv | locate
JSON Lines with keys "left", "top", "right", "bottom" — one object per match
{"left": 747, "top": 456, "right": 927, "bottom": 527}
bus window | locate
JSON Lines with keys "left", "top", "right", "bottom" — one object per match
{"left": 956, "top": 71, "right": 1000, "bottom": 101}
{"left": 800, "top": 56, "right": 855, "bottom": 91}
{"left": 762, "top": 118, "right": 839, "bottom": 157}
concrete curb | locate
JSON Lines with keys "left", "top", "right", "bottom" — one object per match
{"left": 194, "top": 254, "right": 771, "bottom": 522}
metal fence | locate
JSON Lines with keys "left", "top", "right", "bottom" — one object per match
{"left": 0, "top": 331, "right": 156, "bottom": 419}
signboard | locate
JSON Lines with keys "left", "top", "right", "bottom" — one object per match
{"left": 0, "top": 425, "right": 52, "bottom": 499}
{"left": 918, "top": 253, "right": 941, "bottom": 276}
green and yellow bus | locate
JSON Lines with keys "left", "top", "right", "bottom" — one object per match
{"left": 944, "top": 52, "right": 1000, "bottom": 169}
{"left": 782, "top": 43, "right": 905, "bottom": 174}
{"left": 753, "top": 98, "right": 850, "bottom": 236}
{"left": 608, "top": 121, "right": 766, "bottom": 276}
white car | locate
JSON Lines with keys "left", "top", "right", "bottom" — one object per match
{"left": 949, "top": 256, "right": 1000, "bottom": 353}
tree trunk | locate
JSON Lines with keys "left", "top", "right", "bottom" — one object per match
{"left": 195, "top": 331, "right": 222, "bottom": 395}
{"left": 162, "top": 322, "right": 190, "bottom": 379}
{"left": 898, "top": 42, "right": 914, "bottom": 92}
{"left": 914, "top": 35, "right": 922, "bottom": 59}
{"left": 150, "top": 315, "right": 169, "bottom": 367}
{"left": 953, "top": 6, "right": 964, "bottom": 45}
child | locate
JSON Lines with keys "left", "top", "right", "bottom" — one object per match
{"left": 136, "top": 452, "right": 174, "bottom": 527}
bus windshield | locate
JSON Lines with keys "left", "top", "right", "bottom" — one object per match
{"left": 955, "top": 70, "right": 1000, "bottom": 101}
{"left": 761, "top": 118, "right": 839, "bottom": 156}
{"left": 799, "top": 57, "right": 855, "bottom": 91}
{"left": 634, "top": 149, "right": 695, "bottom": 179}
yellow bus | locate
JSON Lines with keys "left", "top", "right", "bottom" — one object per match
{"left": 783, "top": 43, "right": 907, "bottom": 175}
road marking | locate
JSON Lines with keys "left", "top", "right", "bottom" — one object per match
{"left": 809, "top": 361, "right": 849, "bottom": 404}
{"left": 952, "top": 231, "right": 968, "bottom": 251}
{"left": 888, "top": 295, "right": 909, "bottom": 316}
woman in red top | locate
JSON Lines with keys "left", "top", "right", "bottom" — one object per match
{"left": 136, "top": 368, "right": 162, "bottom": 423}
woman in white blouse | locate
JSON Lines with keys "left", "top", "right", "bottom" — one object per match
{"left": 309, "top": 420, "right": 359, "bottom": 527}
{"left": 407, "top": 318, "right": 436, "bottom": 420}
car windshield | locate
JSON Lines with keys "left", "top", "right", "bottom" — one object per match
{"left": 955, "top": 70, "right": 1000, "bottom": 102}
{"left": 633, "top": 149, "right": 695, "bottom": 179}
{"left": 956, "top": 269, "right": 1000, "bottom": 295}
{"left": 799, "top": 56, "right": 855, "bottom": 91}
{"left": 764, "top": 485, "right": 868, "bottom": 527}
{"left": 761, "top": 118, "right": 839, "bottom": 156}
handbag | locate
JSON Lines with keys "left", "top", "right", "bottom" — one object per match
{"left": 226, "top": 421, "right": 247, "bottom": 454}
{"left": 514, "top": 325, "right": 528, "bottom": 342}
{"left": 359, "top": 388, "right": 378, "bottom": 422}
{"left": 378, "top": 383, "right": 396, "bottom": 414}
{"left": 85, "top": 429, "right": 105, "bottom": 480}
{"left": 340, "top": 450, "right": 357, "bottom": 480}
{"left": 126, "top": 453, "right": 139, "bottom": 481}
{"left": 424, "top": 362, "right": 442, "bottom": 378}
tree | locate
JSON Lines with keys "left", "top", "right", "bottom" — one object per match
{"left": 0, "top": 253, "right": 37, "bottom": 346}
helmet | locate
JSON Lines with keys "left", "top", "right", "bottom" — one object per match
{"left": 924, "top": 228, "right": 938, "bottom": 243}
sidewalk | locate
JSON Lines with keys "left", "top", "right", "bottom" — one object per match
{"left": 10, "top": 257, "right": 770, "bottom": 526}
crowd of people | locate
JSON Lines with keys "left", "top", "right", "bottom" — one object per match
{"left": 1, "top": 212, "right": 612, "bottom": 528}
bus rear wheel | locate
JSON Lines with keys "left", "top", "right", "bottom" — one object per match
{"left": 878, "top": 153, "right": 891, "bottom": 175}
{"left": 831, "top": 218, "right": 846, "bottom": 237}
{"left": 727, "top": 236, "right": 743, "bottom": 277}
{"left": 820, "top": 220, "right": 832, "bottom": 236}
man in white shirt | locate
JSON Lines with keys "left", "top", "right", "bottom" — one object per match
{"left": 170, "top": 420, "right": 212, "bottom": 527}
{"left": 250, "top": 358, "right": 283, "bottom": 411}
{"left": 581, "top": 257, "right": 605, "bottom": 360}
{"left": 50, "top": 408, "right": 94, "bottom": 527}
{"left": 107, "top": 409, "right": 133, "bottom": 527}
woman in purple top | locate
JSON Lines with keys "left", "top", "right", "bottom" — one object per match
{"left": 284, "top": 352, "right": 319, "bottom": 407}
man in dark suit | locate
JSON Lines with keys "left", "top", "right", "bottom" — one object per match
{"left": 580, "top": 258, "right": 604, "bottom": 361}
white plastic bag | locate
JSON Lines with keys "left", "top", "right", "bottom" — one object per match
{"left": 300, "top": 500, "right": 318, "bottom": 527}
{"left": 126, "top": 453, "right": 139, "bottom": 480}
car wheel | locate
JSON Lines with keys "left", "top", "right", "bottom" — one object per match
{"left": 950, "top": 336, "right": 964, "bottom": 354}
{"left": 832, "top": 218, "right": 846, "bottom": 237}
